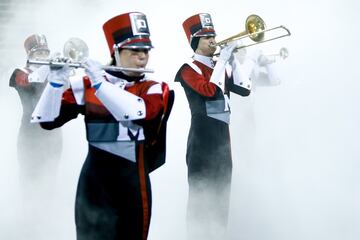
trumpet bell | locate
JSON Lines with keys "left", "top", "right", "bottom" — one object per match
{"left": 279, "top": 47, "right": 289, "bottom": 59}
{"left": 63, "top": 37, "right": 89, "bottom": 62}
{"left": 245, "top": 14, "right": 266, "bottom": 42}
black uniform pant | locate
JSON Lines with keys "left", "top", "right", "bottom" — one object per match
{"left": 186, "top": 118, "right": 233, "bottom": 240}
{"left": 75, "top": 144, "right": 152, "bottom": 240}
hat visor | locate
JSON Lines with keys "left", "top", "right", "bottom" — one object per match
{"left": 121, "top": 42, "right": 153, "bottom": 49}
{"left": 118, "top": 37, "right": 153, "bottom": 49}
{"left": 194, "top": 29, "right": 216, "bottom": 37}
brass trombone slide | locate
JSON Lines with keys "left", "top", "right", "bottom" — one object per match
{"left": 213, "top": 14, "right": 291, "bottom": 55}
{"left": 219, "top": 25, "right": 291, "bottom": 49}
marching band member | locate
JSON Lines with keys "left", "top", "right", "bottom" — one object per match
{"left": 9, "top": 34, "right": 63, "bottom": 236}
{"left": 174, "top": 13, "right": 256, "bottom": 240}
{"left": 31, "top": 12, "right": 173, "bottom": 240}
{"left": 236, "top": 47, "right": 287, "bottom": 88}
{"left": 10, "top": 34, "right": 63, "bottom": 183}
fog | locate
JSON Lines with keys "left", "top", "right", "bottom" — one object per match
{"left": 1, "top": 0, "right": 360, "bottom": 239}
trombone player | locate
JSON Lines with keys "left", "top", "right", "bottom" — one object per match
{"left": 31, "top": 12, "right": 173, "bottom": 240}
{"left": 174, "top": 13, "right": 258, "bottom": 240}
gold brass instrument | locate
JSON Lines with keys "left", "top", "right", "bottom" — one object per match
{"left": 213, "top": 14, "right": 291, "bottom": 54}
{"left": 27, "top": 37, "right": 154, "bottom": 73}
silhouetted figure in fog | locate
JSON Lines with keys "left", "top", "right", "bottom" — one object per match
{"left": 9, "top": 33, "right": 63, "bottom": 239}
{"left": 234, "top": 47, "right": 287, "bottom": 135}
{"left": 231, "top": 47, "right": 287, "bottom": 171}
{"left": 236, "top": 47, "right": 288, "bottom": 89}
{"left": 9, "top": 36, "right": 63, "bottom": 190}
{"left": 31, "top": 12, "right": 173, "bottom": 240}
{"left": 174, "top": 13, "right": 257, "bottom": 240}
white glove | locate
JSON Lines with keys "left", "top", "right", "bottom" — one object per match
{"left": 210, "top": 41, "right": 242, "bottom": 90}
{"left": 229, "top": 40, "right": 246, "bottom": 63}
{"left": 48, "top": 63, "right": 70, "bottom": 88}
{"left": 82, "top": 58, "right": 104, "bottom": 88}
{"left": 218, "top": 41, "right": 238, "bottom": 62}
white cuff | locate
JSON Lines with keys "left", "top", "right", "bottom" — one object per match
{"left": 95, "top": 81, "right": 146, "bottom": 121}
{"left": 231, "top": 58, "right": 252, "bottom": 90}
{"left": 209, "top": 59, "right": 227, "bottom": 91}
{"left": 31, "top": 83, "right": 63, "bottom": 122}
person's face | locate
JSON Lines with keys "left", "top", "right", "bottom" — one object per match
{"left": 118, "top": 48, "right": 149, "bottom": 76}
{"left": 195, "top": 36, "right": 216, "bottom": 57}
{"left": 28, "top": 49, "right": 50, "bottom": 61}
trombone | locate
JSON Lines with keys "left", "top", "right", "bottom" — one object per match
{"left": 213, "top": 14, "right": 291, "bottom": 54}
{"left": 27, "top": 37, "right": 154, "bottom": 73}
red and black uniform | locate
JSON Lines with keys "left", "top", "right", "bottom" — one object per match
{"left": 175, "top": 59, "right": 250, "bottom": 237}
{"left": 41, "top": 70, "right": 171, "bottom": 240}
{"left": 9, "top": 67, "right": 62, "bottom": 181}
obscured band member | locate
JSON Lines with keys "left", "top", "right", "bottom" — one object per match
{"left": 9, "top": 33, "right": 63, "bottom": 240}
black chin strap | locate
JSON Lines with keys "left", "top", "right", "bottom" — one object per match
{"left": 105, "top": 69, "right": 145, "bottom": 82}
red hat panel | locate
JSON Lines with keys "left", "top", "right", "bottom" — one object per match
{"left": 103, "top": 12, "right": 153, "bottom": 55}
{"left": 182, "top": 13, "right": 216, "bottom": 45}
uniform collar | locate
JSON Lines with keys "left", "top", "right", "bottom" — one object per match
{"left": 193, "top": 53, "right": 215, "bottom": 68}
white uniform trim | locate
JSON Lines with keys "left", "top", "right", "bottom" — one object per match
{"left": 31, "top": 83, "right": 64, "bottom": 122}
{"left": 192, "top": 54, "right": 214, "bottom": 68}
{"left": 117, "top": 121, "right": 145, "bottom": 141}
{"left": 231, "top": 57, "right": 252, "bottom": 90}
{"left": 209, "top": 59, "right": 226, "bottom": 92}
{"left": 186, "top": 60, "right": 203, "bottom": 75}
{"left": 147, "top": 83, "right": 162, "bottom": 94}
{"left": 187, "top": 57, "right": 227, "bottom": 92}
{"left": 69, "top": 75, "right": 85, "bottom": 105}
{"left": 95, "top": 80, "right": 146, "bottom": 121}
{"left": 90, "top": 141, "right": 137, "bottom": 162}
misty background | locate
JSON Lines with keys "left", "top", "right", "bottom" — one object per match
{"left": 0, "top": 0, "right": 359, "bottom": 239}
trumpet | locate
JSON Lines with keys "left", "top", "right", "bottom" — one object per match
{"left": 27, "top": 37, "right": 154, "bottom": 73}
{"left": 257, "top": 47, "right": 289, "bottom": 66}
{"left": 212, "top": 14, "right": 291, "bottom": 54}
{"left": 265, "top": 47, "right": 289, "bottom": 60}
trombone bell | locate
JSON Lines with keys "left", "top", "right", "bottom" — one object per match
{"left": 245, "top": 15, "right": 266, "bottom": 42}
{"left": 216, "top": 14, "right": 266, "bottom": 46}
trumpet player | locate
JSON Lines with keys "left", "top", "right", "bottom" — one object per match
{"left": 174, "top": 13, "right": 258, "bottom": 240}
{"left": 9, "top": 34, "right": 63, "bottom": 238}
{"left": 236, "top": 47, "right": 288, "bottom": 88}
{"left": 31, "top": 12, "right": 173, "bottom": 240}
